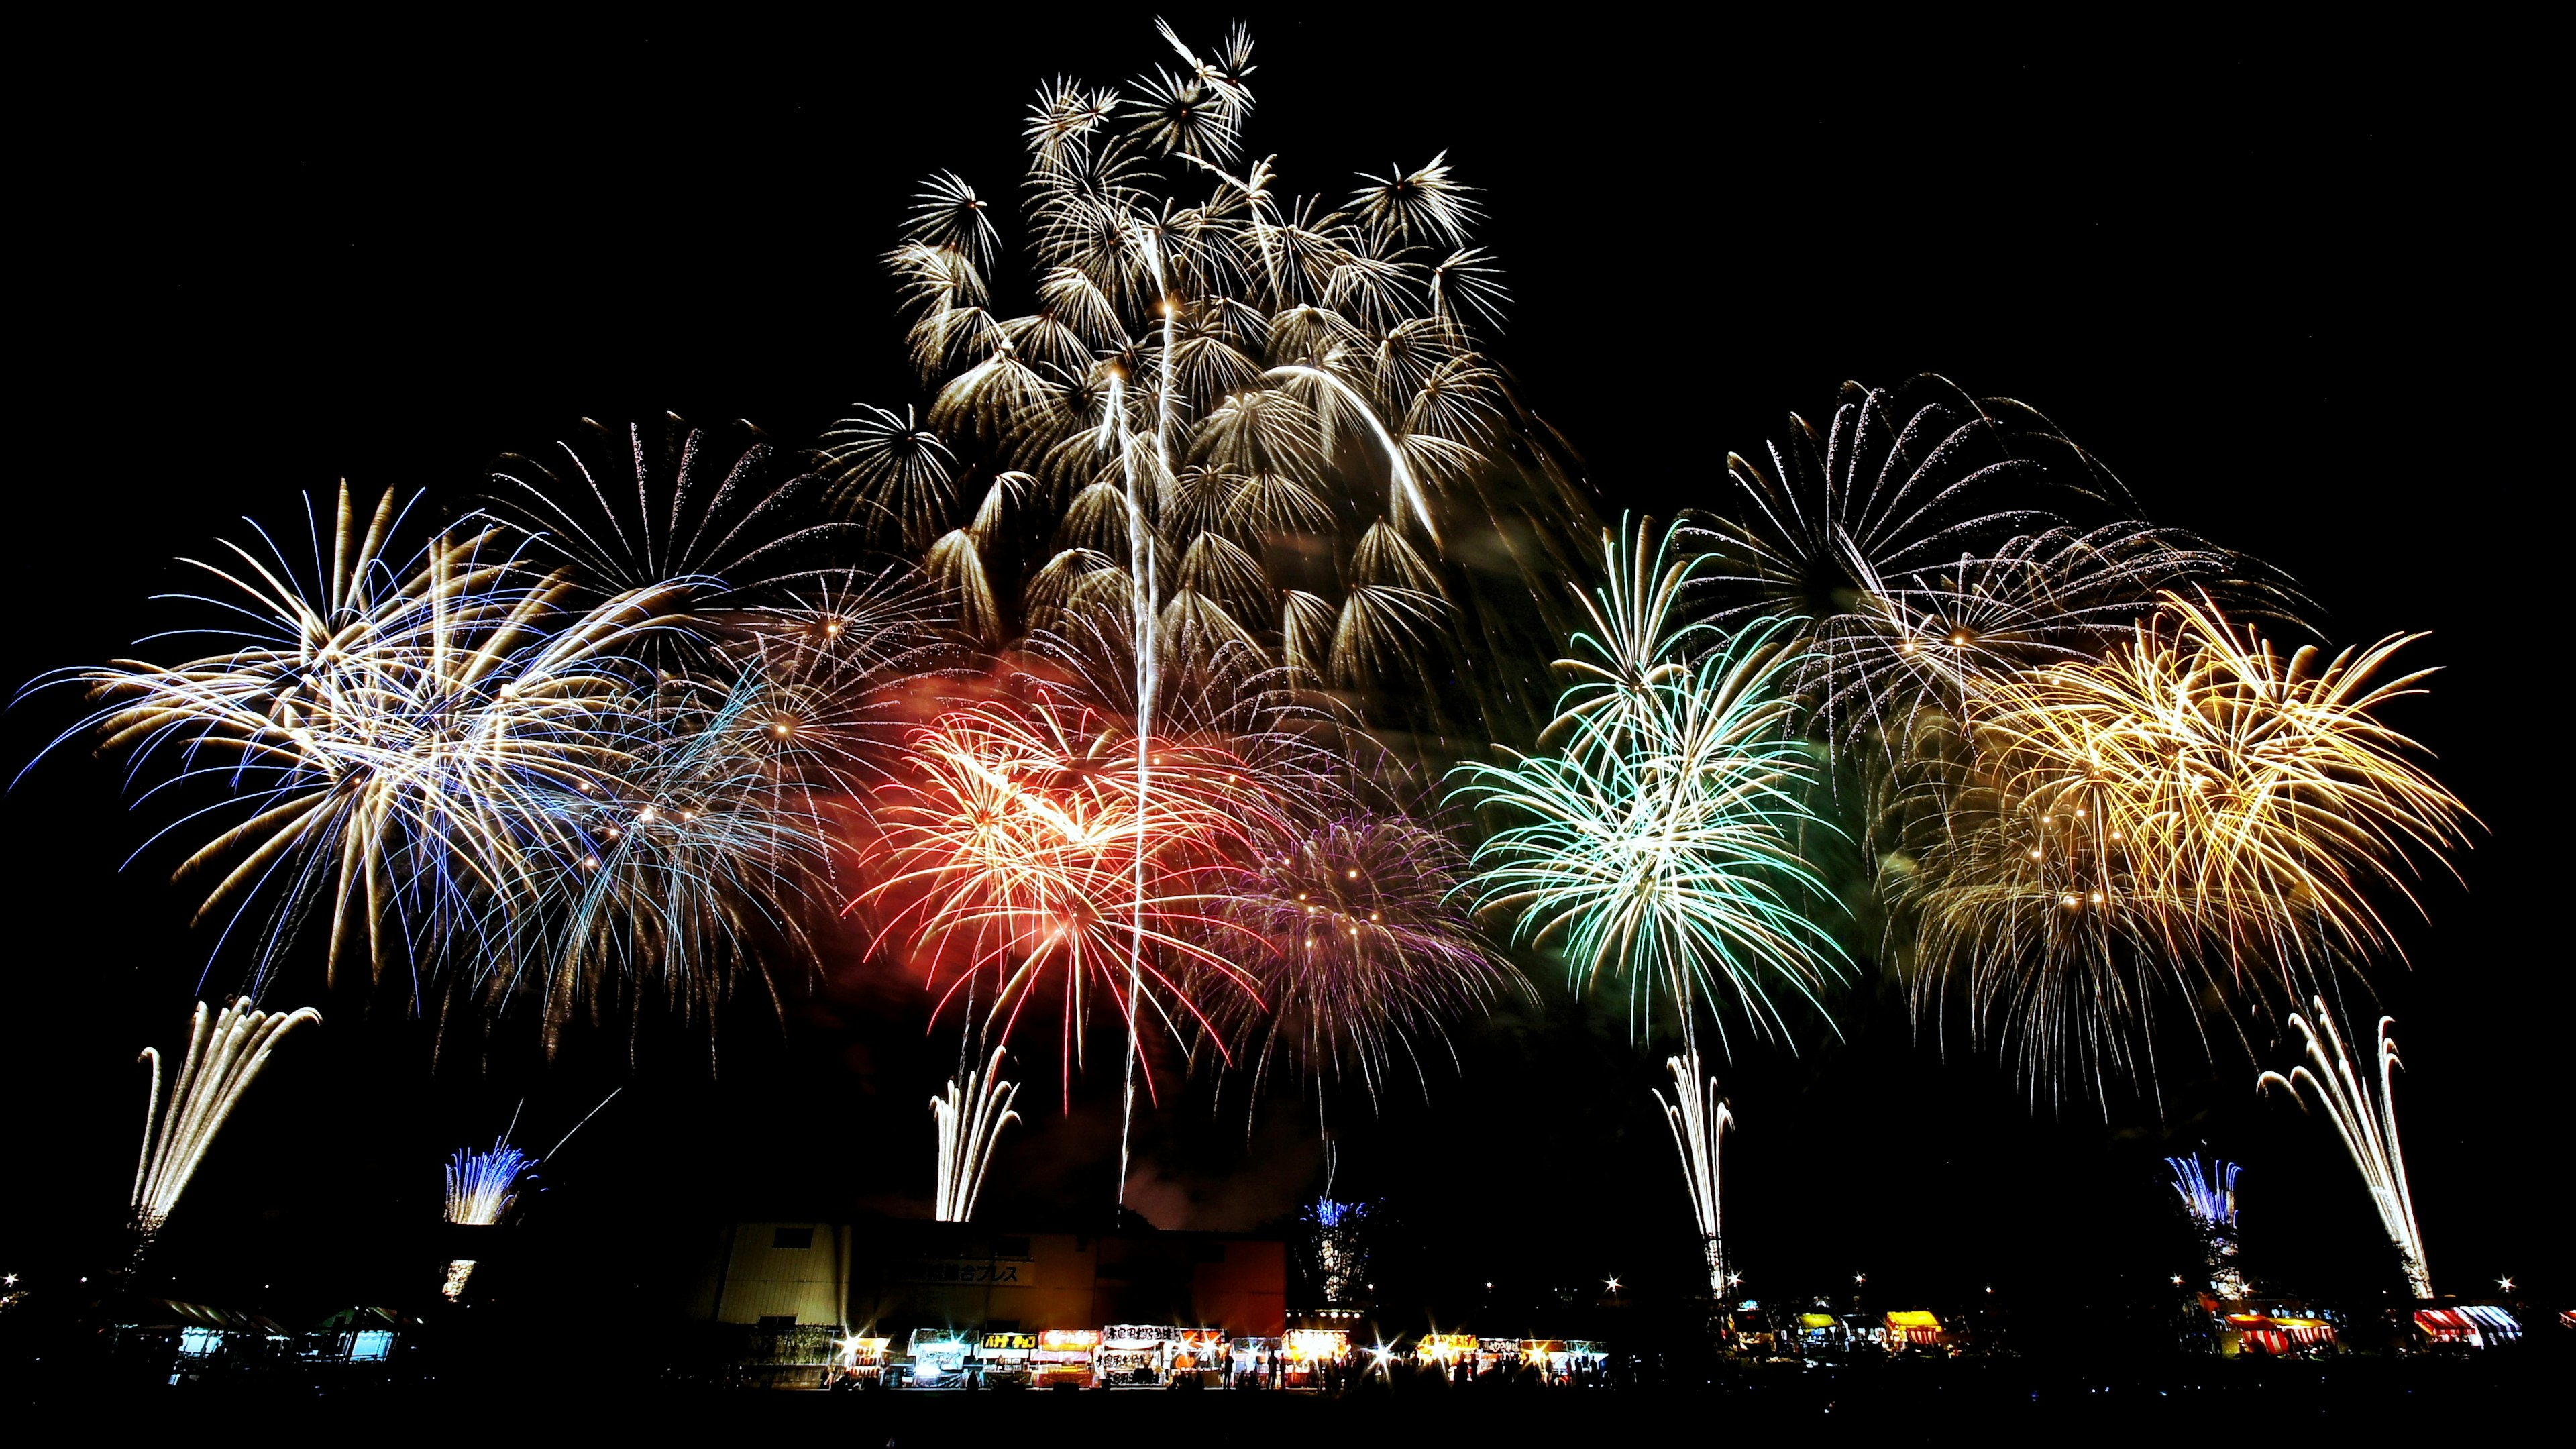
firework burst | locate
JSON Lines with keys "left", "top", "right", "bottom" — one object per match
{"left": 1208, "top": 812, "right": 1527, "bottom": 1110}
{"left": 1686, "top": 376, "right": 2245, "bottom": 750}
{"left": 1894, "top": 593, "right": 2473, "bottom": 1095}
{"left": 856, "top": 682, "right": 1279, "bottom": 1104}
{"left": 838, "top": 19, "right": 1589, "bottom": 739}
{"left": 1453, "top": 525, "right": 1849, "bottom": 1051}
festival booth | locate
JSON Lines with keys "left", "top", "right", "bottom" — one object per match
{"left": 902, "top": 1328, "right": 972, "bottom": 1386}
{"left": 1170, "top": 1328, "right": 1228, "bottom": 1387}
{"left": 2219, "top": 1310, "right": 2337, "bottom": 1357}
{"left": 1032, "top": 1329, "right": 1099, "bottom": 1387}
{"left": 1883, "top": 1310, "right": 1946, "bottom": 1353}
{"left": 1416, "top": 1332, "right": 1479, "bottom": 1379}
{"left": 838, "top": 1334, "right": 891, "bottom": 1381}
{"left": 1097, "top": 1324, "right": 1172, "bottom": 1386}
{"left": 2413, "top": 1305, "right": 2521, "bottom": 1350}
{"left": 1228, "top": 1336, "right": 1281, "bottom": 1387}
{"left": 1515, "top": 1339, "right": 1606, "bottom": 1383}
{"left": 1281, "top": 1326, "right": 1350, "bottom": 1387}
{"left": 975, "top": 1331, "right": 1039, "bottom": 1385}
{"left": 1791, "top": 1311, "right": 1844, "bottom": 1353}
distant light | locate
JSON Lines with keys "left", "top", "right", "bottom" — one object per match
{"left": 1605, "top": 1276, "right": 1621, "bottom": 1293}
{"left": 2498, "top": 1275, "right": 2516, "bottom": 1291}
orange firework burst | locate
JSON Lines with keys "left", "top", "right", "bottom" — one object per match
{"left": 855, "top": 685, "right": 1281, "bottom": 1103}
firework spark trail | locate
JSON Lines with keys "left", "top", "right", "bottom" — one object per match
{"left": 133, "top": 998, "right": 321, "bottom": 1235}
{"left": 932, "top": 1048, "right": 1022, "bottom": 1222}
{"left": 443, "top": 1141, "right": 534, "bottom": 1226}
{"left": 437, "top": 1089, "right": 618, "bottom": 1298}
{"left": 2165, "top": 1152, "right": 2239, "bottom": 1231}
{"left": 1656, "top": 1049, "right": 1735, "bottom": 1302}
{"left": 2258, "top": 999, "right": 2432, "bottom": 1299}
{"left": 1453, "top": 525, "right": 1849, "bottom": 1053}
{"left": 1898, "top": 592, "right": 2473, "bottom": 1098}
{"left": 1686, "top": 375, "right": 2245, "bottom": 752}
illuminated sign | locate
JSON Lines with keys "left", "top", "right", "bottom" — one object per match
{"left": 1283, "top": 1329, "right": 1348, "bottom": 1362}
{"left": 981, "top": 1332, "right": 1038, "bottom": 1350}
{"left": 1420, "top": 1334, "right": 1477, "bottom": 1357}
{"left": 1038, "top": 1330, "right": 1099, "bottom": 1350}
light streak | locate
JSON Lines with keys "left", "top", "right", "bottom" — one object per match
{"left": 2257, "top": 999, "right": 2432, "bottom": 1299}
{"left": 1656, "top": 1049, "right": 1734, "bottom": 1301}
{"left": 932, "top": 1048, "right": 1021, "bottom": 1222}
{"left": 131, "top": 998, "right": 321, "bottom": 1235}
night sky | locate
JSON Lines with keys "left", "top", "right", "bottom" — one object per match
{"left": 8, "top": 12, "right": 2554, "bottom": 1328}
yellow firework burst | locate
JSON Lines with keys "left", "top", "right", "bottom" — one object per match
{"left": 1896, "top": 592, "right": 2473, "bottom": 1094}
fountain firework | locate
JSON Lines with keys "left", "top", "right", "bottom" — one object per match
{"left": 132, "top": 998, "right": 321, "bottom": 1243}
{"left": 932, "top": 1049, "right": 1021, "bottom": 1222}
{"left": 2165, "top": 1153, "right": 2247, "bottom": 1297}
{"left": 1656, "top": 1050, "right": 1735, "bottom": 1304}
{"left": 2257, "top": 1000, "right": 2431, "bottom": 1299}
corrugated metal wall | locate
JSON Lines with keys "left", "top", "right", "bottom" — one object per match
{"left": 712, "top": 1222, "right": 852, "bottom": 1325}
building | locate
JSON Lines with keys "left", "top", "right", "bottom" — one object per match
{"left": 688, "top": 1220, "right": 1286, "bottom": 1340}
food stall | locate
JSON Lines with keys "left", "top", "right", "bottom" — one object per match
{"left": 1283, "top": 1326, "right": 1351, "bottom": 1387}
{"left": 975, "top": 1331, "right": 1039, "bottom": 1385}
{"left": 1032, "top": 1329, "right": 1098, "bottom": 1387}
{"left": 903, "top": 1328, "right": 972, "bottom": 1387}
{"left": 1097, "top": 1324, "right": 1171, "bottom": 1386}
{"left": 838, "top": 1334, "right": 891, "bottom": 1384}
{"left": 1228, "top": 1336, "right": 1281, "bottom": 1387}
{"left": 1415, "top": 1332, "right": 1478, "bottom": 1379}
{"left": 1171, "top": 1328, "right": 1228, "bottom": 1387}
{"left": 2414, "top": 1305, "right": 2522, "bottom": 1350}
{"left": 1883, "top": 1310, "right": 1945, "bottom": 1353}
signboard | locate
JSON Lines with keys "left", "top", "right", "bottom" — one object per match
{"left": 894, "top": 1258, "right": 1026, "bottom": 1285}
{"left": 981, "top": 1332, "right": 1038, "bottom": 1351}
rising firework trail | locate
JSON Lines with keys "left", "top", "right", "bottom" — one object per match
{"left": 2258, "top": 999, "right": 2432, "bottom": 1299}
{"left": 932, "top": 1049, "right": 1021, "bottom": 1222}
{"left": 1656, "top": 1049, "right": 1735, "bottom": 1305}
{"left": 131, "top": 998, "right": 321, "bottom": 1245}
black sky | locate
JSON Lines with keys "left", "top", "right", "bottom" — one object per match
{"left": 7, "top": 11, "right": 2555, "bottom": 1322}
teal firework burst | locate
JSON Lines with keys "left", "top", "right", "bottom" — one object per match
{"left": 1450, "top": 522, "right": 1848, "bottom": 1051}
